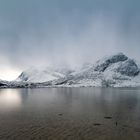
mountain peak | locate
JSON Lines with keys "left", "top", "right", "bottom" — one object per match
{"left": 94, "top": 52, "right": 128, "bottom": 72}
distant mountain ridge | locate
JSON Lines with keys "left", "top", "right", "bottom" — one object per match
{"left": 1, "top": 53, "right": 140, "bottom": 88}
{"left": 16, "top": 67, "right": 65, "bottom": 83}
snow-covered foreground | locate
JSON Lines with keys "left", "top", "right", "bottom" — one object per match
{"left": 1, "top": 53, "right": 140, "bottom": 88}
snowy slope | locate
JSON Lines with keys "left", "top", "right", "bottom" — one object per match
{"left": 16, "top": 67, "right": 65, "bottom": 83}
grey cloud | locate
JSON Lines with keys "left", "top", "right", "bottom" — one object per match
{"left": 0, "top": 0, "right": 140, "bottom": 71}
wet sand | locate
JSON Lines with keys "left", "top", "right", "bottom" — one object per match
{"left": 0, "top": 87, "right": 140, "bottom": 140}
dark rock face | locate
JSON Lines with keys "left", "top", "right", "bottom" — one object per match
{"left": 0, "top": 82, "right": 7, "bottom": 87}
{"left": 18, "top": 72, "right": 29, "bottom": 81}
{"left": 0, "top": 81, "right": 8, "bottom": 87}
{"left": 94, "top": 53, "right": 139, "bottom": 77}
{"left": 116, "top": 59, "right": 139, "bottom": 76}
{"left": 94, "top": 53, "right": 128, "bottom": 72}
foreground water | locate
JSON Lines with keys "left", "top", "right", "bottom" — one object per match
{"left": 0, "top": 88, "right": 140, "bottom": 140}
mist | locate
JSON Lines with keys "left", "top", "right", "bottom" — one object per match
{"left": 0, "top": 0, "right": 140, "bottom": 80}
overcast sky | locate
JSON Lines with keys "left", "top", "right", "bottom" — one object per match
{"left": 0, "top": 0, "right": 140, "bottom": 80}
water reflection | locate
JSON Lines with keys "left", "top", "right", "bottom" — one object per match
{"left": 0, "top": 88, "right": 140, "bottom": 139}
{"left": 0, "top": 89, "right": 22, "bottom": 111}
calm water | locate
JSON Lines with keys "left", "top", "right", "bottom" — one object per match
{"left": 0, "top": 87, "right": 140, "bottom": 140}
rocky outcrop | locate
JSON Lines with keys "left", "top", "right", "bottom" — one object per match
{"left": 116, "top": 59, "right": 139, "bottom": 76}
{"left": 94, "top": 53, "right": 128, "bottom": 72}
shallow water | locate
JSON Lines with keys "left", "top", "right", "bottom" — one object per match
{"left": 0, "top": 87, "right": 140, "bottom": 140}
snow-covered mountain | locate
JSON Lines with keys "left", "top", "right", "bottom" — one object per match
{"left": 1, "top": 53, "right": 140, "bottom": 88}
{"left": 48, "top": 53, "right": 140, "bottom": 87}
{"left": 16, "top": 67, "right": 65, "bottom": 83}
